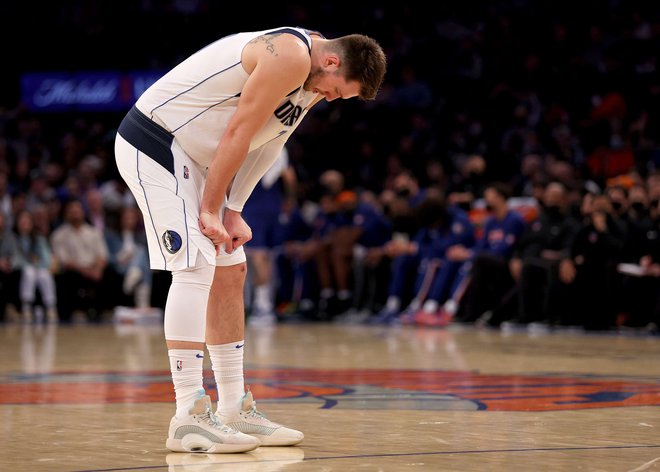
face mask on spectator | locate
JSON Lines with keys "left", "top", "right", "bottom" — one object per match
{"left": 545, "top": 205, "right": 562, "bottom": 218}
{"left": 630, "top": 202, "right": 646, "bottom": 214}
{"left": 396, "top": 188, "right": 411, "bottom": 198}
{"left": 457, "top": 201, "right": 472, "bottom": 212}
{"left": 611, "top": 201, "right": 623, "bottom": 212}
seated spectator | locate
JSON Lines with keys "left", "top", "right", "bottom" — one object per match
{"left": 104, "top": 205, "right": 152, "bottom": 308}
{"left": 276, "top": 201, "right": 317, "bottom": 319}
{"left": 334, "top": 191, "right": 393, "bottom": 322}
{"left": 447, "top": 154, "right": 488, "bottom": 212}
{"left": 450, "top": 182, "right": 528, "bottom": 326}
{"left": 314, "top": 188, "right": 391, "bottom": 318}
{"left": 51, "top": 199, "right": 109, "bottom": 322}
{"left": 619, "top": 196, "right": 660, "bottom": 329}
{"left": 504, "top": 181, "right": 581, "bottom": 328}
{"left": 0, "top": 212, "right": 21, "bottom": 321}
{"left": 370, "top": 193, "right": 474, "bottom": 325}
{"left": 15, "top": 210, "right": 58, "bottom": 323}
{"left": 621, "top": 184, "right": 654, "bottom": 263}
{"left": 569, "top": 193, "right": 627, "bottom": 330}
{"left": 391, "top": 169, "right": 428, "bottom": 209}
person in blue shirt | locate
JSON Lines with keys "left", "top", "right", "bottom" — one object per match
{"left": 451, "top": 182, "right": 528, "bottom": 325}
{"left": 400, "top": 203, "right": 476, "bottom": 327}
{"left": 370, "top": 192, "right": 474, "bottom": 325}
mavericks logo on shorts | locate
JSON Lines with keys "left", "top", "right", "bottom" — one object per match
{"left": 162, "top": 230, "right": 182, "bottom": 254}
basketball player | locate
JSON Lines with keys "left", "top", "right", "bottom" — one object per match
{"left": 114, "top": 26, "right": 386, "bottom": 453}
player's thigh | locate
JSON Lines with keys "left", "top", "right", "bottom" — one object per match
{"left": 115, "top": 135, "right": 214, "bottom": 270}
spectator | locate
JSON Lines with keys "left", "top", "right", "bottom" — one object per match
{"left": 505, "top": 181, "right": 581, "bottom": 328}
{"left": 50, "top": 199, "right": 109, "bottom": 322}
{"left": 619, "top": 196, "right": 660, "bottom": 330}
{"left": 621, "top": 184, "right": 654, "bottom": 263}
{"left": 333, "top": 190, "right": 393, "bottom": 323}
{"left": 391, "top": 169, "right": 428, "bottom": 209}
{"left": 370, "top": 193, "right": 474, "bottom": 325}
{"left": 447, "top": 154, "right": 488, "bottom": 212}
{"left": 453, "top": 182, "right": 528, "bottom": 326}
{"left": 84, "top": 187, "right": 109, "bottom": 233}
{"left": 14, "top": 210, "right": 58, "bottom": 323}
{"left": 570, "top": 193, "right": 626, "bottom": 330}
{"left": 0, "top": 211, "right": 21, "bottom": 321}
{"left": 104, "top": 205, "right": 152, "bottom": 309}
{"left": 276, "top": 201, "right": 317, "bottom": 320}
{"left": 313, "top": 188, "right": 390, "bottom": 318}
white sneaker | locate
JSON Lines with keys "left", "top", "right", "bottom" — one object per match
{"left": 218, "top": 388, "right": 304, "bottom": 446}
{"left": 167, "top": 390, "right": 260, "bottom": 453}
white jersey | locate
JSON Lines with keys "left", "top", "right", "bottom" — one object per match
{"left": 135, "top": 26, "right": 318, "bottom": 168}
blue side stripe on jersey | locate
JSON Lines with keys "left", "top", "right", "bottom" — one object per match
{"left": 149, "top": 61, "right": 242, "bottom": 116}
{"left": 171, "top": 93, "right": 241, "bottom": 133}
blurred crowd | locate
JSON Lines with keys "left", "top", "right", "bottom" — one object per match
{"left": 1, "top": 1, "right": 659, "bottom": 332}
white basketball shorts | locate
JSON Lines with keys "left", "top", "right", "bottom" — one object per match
{"left": 114, "top": 106, "right": 245, "bottom": 271}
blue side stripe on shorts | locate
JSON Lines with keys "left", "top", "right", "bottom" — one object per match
{"left": 136, "top": 148, "right": 167, "bottom": 269}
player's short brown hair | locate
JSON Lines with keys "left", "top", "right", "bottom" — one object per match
{"left": 334, "top": 34, "right": 387, "bottom": 100}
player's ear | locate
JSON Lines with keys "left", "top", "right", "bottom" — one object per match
{"left": 324, "top": 54, "right": 340, "bottom": 70}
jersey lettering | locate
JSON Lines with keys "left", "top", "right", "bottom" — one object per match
{"left": 274, "top": 101, "right": 303, "bottom": 126}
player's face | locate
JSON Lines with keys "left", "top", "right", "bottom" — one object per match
{"left": 305, "top": 69, "right": 361, "bottom": 101}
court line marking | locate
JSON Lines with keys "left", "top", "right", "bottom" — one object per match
{"left": 628, "top": 456, "right": 660, "bottom": 472}
{"left": 73, "top": 444, "right": 660, "bottom": 472}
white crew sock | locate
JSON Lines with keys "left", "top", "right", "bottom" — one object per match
{"left": 208, "top": 341, "right": 245, "bottom": 417}
{"left": 168, "top": 349, "right": 204, "bottom": 419}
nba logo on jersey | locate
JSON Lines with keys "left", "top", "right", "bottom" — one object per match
{"left": 176, "top": 360, "right": 183, "bottom": 371}
{"left": 183, "top": 165, "right": 189, "bottom": 179}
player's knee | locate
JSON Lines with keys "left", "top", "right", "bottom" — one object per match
{"left": 172, "top": 262, "right": 215, "bottom": 288}
{"left": 214, "top": 262, "right": 247, "bottom": 288}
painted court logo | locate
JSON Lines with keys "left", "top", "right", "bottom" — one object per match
{"left": 4, "top": 369, "right": 659, "bottom": 410}
{"left": 162, "top": 230, "right": 182, "bottom": 254}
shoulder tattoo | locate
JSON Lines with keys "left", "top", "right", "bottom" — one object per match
{"left": 248, "top": 33, "right": 282, "bottom": 56}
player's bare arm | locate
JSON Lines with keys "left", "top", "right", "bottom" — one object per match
{"left": 200, "top": 34, "right": 310, "bottom": 216}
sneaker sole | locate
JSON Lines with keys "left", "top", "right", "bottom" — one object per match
{"left": 166, "top": 435, "right": 259, "bottom": 453}
{"left": 247, "top": 433, "right": 304, "bottom": 446}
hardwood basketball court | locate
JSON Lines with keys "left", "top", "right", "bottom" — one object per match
{"left": 1, "top": 321, "right": 659, "bottom": 471}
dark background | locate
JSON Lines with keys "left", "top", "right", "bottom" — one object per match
{"left": 1, "top": 0, "right": 659, "bottom": 193}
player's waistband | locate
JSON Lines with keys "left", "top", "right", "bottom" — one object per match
{"left": 118, "top": 106, "right": 175, "bottom": 175}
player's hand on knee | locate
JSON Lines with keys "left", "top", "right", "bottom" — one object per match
{"left": 199, "top": 211, "right": 230, "bottom": 255}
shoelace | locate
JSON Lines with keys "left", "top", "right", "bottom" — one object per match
{"left": 199, "top": 408, "right": 235, "bottom": 433}
{"left": 245, "top": 400, "right": 268, "bottom": 420}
